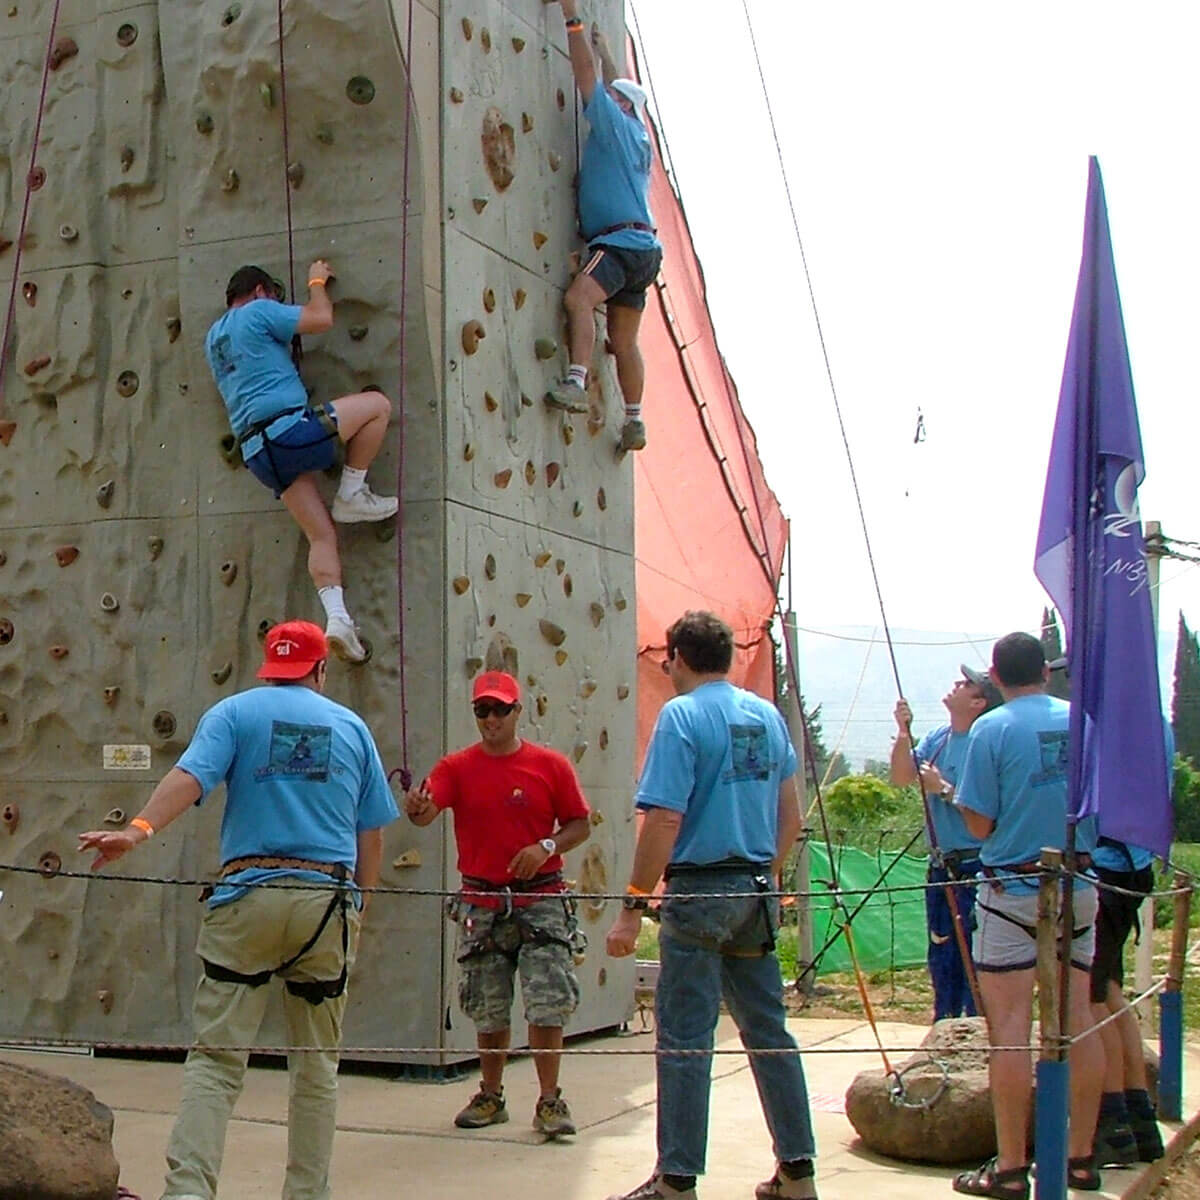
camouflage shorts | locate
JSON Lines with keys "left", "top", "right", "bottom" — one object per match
{"left": 454, "top": 896, "right": 581, "bottom": 1034}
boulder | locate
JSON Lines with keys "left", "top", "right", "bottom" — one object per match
{"left": 0, "top": 1059, "right": 120, "bottom": 1199}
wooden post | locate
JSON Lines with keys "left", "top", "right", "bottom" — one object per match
{"left": 1159, "top": 869, "right": 1194, "bottom": 1120}
{"left": 1035, "top": 848, "right": 1069, "bottom": 1200}
{"left": 783, "top": 609, "right": 814, "bottom": 993}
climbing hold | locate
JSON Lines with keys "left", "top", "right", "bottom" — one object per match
{"left": 0, "top": 552, "right": 5, "bottom": 565}
{"left": 617, "top": 684, "right": 630, "bottom": 700}
{"left": 286, "top": 161, "right": 305, "bottom": 187}
{"left": 116, "top": 22, "right": 138, "bottom": 46}
{"left": 554, "top": 558, "right": 565, "bottom": 575}
{"left": 484, "top": 391, "right": 498, "bottom": 412}
{"left": 512, "top": 36, "right": 526, "bottom": 52}
{"left": 375, "top": 521, "right": 396, "bottom": 544}
{"left": 557, "top": 88, "right": 566, "bottom": 111}
{"left": 572, "top": 741, "right": 587, "bottom": 762}
{"left": 548, "top": 151, "right": 562, "bottom": 172}
{"left": 0, "top": 237, "right": 10, "bottom": 254}
{"left": 493, "top": 468, "right": 512, "bottom": 488}
{"left": 314, "top": 123, "right": 334, "bottom": 144}
{"left": 562, "top": 574, "right": 573, "bottom": 597}
{"left": 534, "top": 337, "right": 557, "bottom": 360}
{"left": 562, "top": 421, "right": 575, "bottom": 445}
{"left": 219, "top": 560, "right": 237, "bottom": 586}
{"left": 221, "top": 169, "right": 239, "bottom": 192}
{"left": 532, "top": 231, "right": 548, "bottom": 249}
{"left": 539, "top": 619, "right": 566, "bottom": 647}
{"left": 28, "top": 166, "right": 46, "bottom": 190}
{"left": 522, "top": 112, "right": 533, "bottom": 133}
{"left": 482, "top": 287, "right": 495, "bottom": 313}
{"left": 513, "top": 288, "right": 527, "bottom": 310}
{"left": 580, "top": 678, "right": 597, "bottom": 698}
{"left": 221, "top": 2, "right": 241, "bottom": 25}
{"left": 211, "top": 662, "right": 232, "bottom": 684}
{"left": 536, "top": 694, "right": 548, "bottom": 717}
{"left": 152, "top": 710, "right": 177, "bottom": 739}
{"left": 452, "top": 576, "right": 471, "bottom": 595}
{"left": 37, "top": 851, "right": 61, "bottom": 879}
{"left": 614, "top": 588, "right": 628, "bottom": 611}
{"left": 484, "top": 554, "right": 496, "bottom": 580}
{"left": 116, "top": 370, "right": 139, "bottom": 397}
{"left": 598, "top": 967, "right": 607, "bottom": 986}
{"left": 59, "top": 224, "right": 77, "bottom": 242}
{"left": 24, "top": 355, "right": 50, "bottom": 375}
{"left": 597, "top": 487, "right": 607, "bottom": 511}
{"left": 472, "top": 197, "right": 488, "bottom": 214}
{"left": 599, "top": 728, "right": 609, "bottom": 750}
{"left": 524, "top": 460, "right": 536, "bottom": 485}
{"left": 259, "top": 81, "right": 274, "bottom": 109}
{"left": 48, "top": 37, "right": 77, "bottom": 70}
{"left": 0, "top": 619, "right": 11, "bottom": 644}
{"left": 482, "top": 108, "right": 516, "bottom": 191}
{"left": 348, "top": 325, "right": 367, "bottom": 341}
{"left": 461, "top": 16, "right": 473, "bottom": 38}
{"left": 164, "top": 316, "right": 182, "bottom": 343}
{"left": 103, "top": 685, "right": 120, "bottom": 705}
{"left": 589, "top": 602, "right": 605, "bottom": 627}
{"left": 449, "top": 87, "right": 464, "bottom": 104}
{"left": 49, "top": 644, "right": 69, "bottom": 660}
{"left": 555, "top": 650, "right": 569, "bottom": 666}
{"left": 392, "top": 849, "right": 422, "bottom": 869}
{"left": 465, "top": 656, "right": 483, "bottom": 675}
{"left": 147, "top": 536, "right": 163, "bottom": 559}
{"left": 461, "top": 320, "right": 486, "bottom": 354}
{"left": 0, "top": 803, "right": 17, "bottom": 834}
{"left": 515, "top": 593, "right": 531, "bottom": 607}
{"left": 218, "top": 433, "right": 240, "bottom": 466}
{"left": 257, "top": 619, "right": 272, "bottom": 640}
{"left": 480, "top": 27, "right": 491, "bottom": 52}
{"left": 53, "top": 546, "right": 78, "bottom": 567}
{"left": 0, "top": 422, "right": 13, "bottom": 446}
{"left": 103, "top": 808, "right": 125, "bottom": 826}
{"left": 520, "top": 393, "right": 533, "bottom": 407}
{"left": 534, "top": 551, "right": 552, "bottom": 567}
{"left": 195, "top": 111, "right": 214, "bottom": 134}
{"left": 346, "top": 75, "right": 376, "bottom": 105}
{"left": 22, "top": 281, "right": 36, "bottom": 306}
{"left": 119, "top": 145, "right": 135, "bottom": 172}
{"left": 546, "top": 462, "right": 561, "bottom": 486}
{"left": 97, "top": 990, "right": 114, "bottom": 1015}
{"left": 463, "top": 443, "right": 475, "bottom": 461}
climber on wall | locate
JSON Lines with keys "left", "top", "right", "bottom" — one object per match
{"left": 205, "top": 260, "right": 397, "bottom": 663}
{"left": 545, "top": 2, "right": 662, "bottom": 454}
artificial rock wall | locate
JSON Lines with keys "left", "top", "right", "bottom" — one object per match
{"left": 0, "top": 0, "right": 637, "bottom": 1063}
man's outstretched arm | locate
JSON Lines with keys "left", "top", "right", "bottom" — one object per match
{"left": 591, "top": 24, "right": 619, "bottom": 86}
{"left": 558, "top": 0, "right": 597, "bottom": 102}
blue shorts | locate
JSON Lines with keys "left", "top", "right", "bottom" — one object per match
{"left": 244, "top": 406, "right": 338, "bottom": 497}
{"left": 582, "top": 243, "right": 663, "bottom": 310}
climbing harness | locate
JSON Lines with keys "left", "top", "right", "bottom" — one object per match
{"left": 453, "top": 874, "right": 586, "bottom": 965}
{"left": 237, "top": 403, "right": 339, "bottom": 490}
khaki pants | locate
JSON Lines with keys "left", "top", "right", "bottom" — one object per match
{"left": 162, "top": 884, "right": 361, "bottom": 1200}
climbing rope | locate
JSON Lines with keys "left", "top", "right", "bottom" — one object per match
{"left": 0, "top": 0, "right": 64, "bottom": 417}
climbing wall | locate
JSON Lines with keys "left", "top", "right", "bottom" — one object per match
{"left": 0, "top": 0, "right": 637, "bottom": 1064}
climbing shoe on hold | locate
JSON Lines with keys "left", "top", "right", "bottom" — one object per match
{"left": 325, "top": 615, "right": 368, "bottom": 664}
{"left": 331, "top": 486, "right": 398, "bottom": 524}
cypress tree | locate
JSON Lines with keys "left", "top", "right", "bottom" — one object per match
{"left": 1171, "top": 612, "right": 1200, "bottom": 764}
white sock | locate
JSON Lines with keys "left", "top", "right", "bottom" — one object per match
{"left": 567, "top": 364, "right": 587, "bottom": 389}
{"left": 624, "top": 403, "right": 642, "bottom": 421}
{"left": 337, "top": 466, "right": 367, "bottom": 500}
{"left": 318, "top": 585, "right": 351, "bottom": 623}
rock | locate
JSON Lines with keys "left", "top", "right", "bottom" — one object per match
{"left": 0, "top": 1059, "right": 120, "bottom": 1198}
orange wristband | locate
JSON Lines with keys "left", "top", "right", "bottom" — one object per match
{"left": 626, "top": 883, "right": 651, "bottom": 897}
{"left": 129, "top": 817, "right": 154, "bottom": 838}
{"left": 308, "top": 278, "right": 326, "bottom": 288}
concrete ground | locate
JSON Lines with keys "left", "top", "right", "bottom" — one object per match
{"left": 5, "top": 1017, "right": 1198, "bottom": 1200}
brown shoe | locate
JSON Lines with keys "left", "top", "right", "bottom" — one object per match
{"left": 533, "top": 1088, "right": 576, "bottom": 1136}
{"left": 756, "top": 1161, "right": 818, "bottom": 1199}
{"left": 454, "top": 1087, "right": 509, "bottom": 1128}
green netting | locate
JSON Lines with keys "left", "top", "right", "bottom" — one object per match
{"left": 806, "top": 842, "right": 930, "bottom": 976}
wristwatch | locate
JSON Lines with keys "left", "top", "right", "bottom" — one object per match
{"left": 539, "top": 837, "right": 557, "bottom": 856}
{"left": 622, "top": 894, "right": 648, "bottom": 911}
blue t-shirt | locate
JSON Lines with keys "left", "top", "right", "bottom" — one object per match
{"left": 913, "top": 723, "right": 983, "bottom": 855}
{"left": 578, "top": 87, "right": 659, "bottom": 252}
{"left": 957, "top": 693, "right": 1096, "bottom": 892}
{"left": 636, "top": 681, "right": 797, "bottom": 865}
{"left": 205, "top": 299, "right": 308, "bottom": 459}
{"left": 1091, "top": 718, "right": 1172, "bottom": 873}
{"left": 177, "top": 685, "right": 398, "bottom": 907}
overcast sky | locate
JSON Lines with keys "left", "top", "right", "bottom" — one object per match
{"left": 629, "top": 1, "right": 1200, "bottom": 659}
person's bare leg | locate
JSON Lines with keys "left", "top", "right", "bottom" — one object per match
{"left": 1068, "top": 965, "right": 1106, "bottom": 1160}
{"left": 1093, "top": 1001, "right": 1124, "bottom": 1093}
{"left": 328, "top": 390, "right": 391, "bottom": 469}
{"left": 979, "top": 969, "right": 1035, "bottom": 1172}
{"left": 281, "top": 473, "right": 341, "bottom": 590}
{"left": 564, "top": 272, "right": 607, "bottom": 369}
{"left": 1108, "top": 981, "right": 1148, "bottom": 1088}
{"left": 606, "top": 302, "right": 646, "bottom": 413}
{"left": 478, "top": 1028, "right": 510, "bottom": 1095}
{"left": 529, "top": 1024, "right": 563, "bottom": 1096}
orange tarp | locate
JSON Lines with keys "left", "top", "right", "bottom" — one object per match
{"left": 631, "top": 47, "right": 789, "bottom": 762}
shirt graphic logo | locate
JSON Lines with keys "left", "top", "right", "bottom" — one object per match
{"left": 210, "top": 333, "right": 237, "bottom": 377}
{"left": 1031, "top": 730, "right": 1069, "bottom": 787}
{"left": 506, "top": 787, "right": 527, "bottom": 808}
{"left": 725, "top": 724, "right": 771, "bottom": 782}
{"left": 273, "top": 639, "right": 299, "bottom": 656}
{"left": 254, "top": 721, "right": 332, "bottom": 783}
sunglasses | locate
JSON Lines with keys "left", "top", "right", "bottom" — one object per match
{"left": 473, "top": 700, "right": 516, "bottom": 719}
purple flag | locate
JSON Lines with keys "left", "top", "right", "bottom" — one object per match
{"left": 1033, "top": 157, "right": 1172, "bottom": 858}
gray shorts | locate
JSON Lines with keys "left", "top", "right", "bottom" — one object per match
{"left": 973, "top": 880, "right": 1097, "bottom": 973}
{"left": 454, "top": 897, "right": 581, "bottom": 1034}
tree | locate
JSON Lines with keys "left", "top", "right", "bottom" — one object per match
{"left": 862, "top": 757, "right": 890, "bottom": 779}
{"left": 1172, "top": 612, "right": 1200, "bottom": 765}
{"left": 1172, "top": 754, "right": 1200, "bottom": 844}
{"left": 1041, "top": 607, "right": 1070, "bottom": 700}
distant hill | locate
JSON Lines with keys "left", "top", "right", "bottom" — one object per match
{"left": 795, "top": 624, "right": 1177, "bottom": 772}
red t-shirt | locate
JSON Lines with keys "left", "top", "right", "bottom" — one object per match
{"left": 428, "top": 740, "right": 590, "bottom": 907}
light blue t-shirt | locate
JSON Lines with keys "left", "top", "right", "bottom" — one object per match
{"left": 636, "top": 681, "right": 797, "bottom": 866}
{"left": 957, "top": 693, "right": 1096, "bottom": 892}
{"left": 578, "top": 87, "right": 659, "bottom": 252}
{"left": 205, "top": 299, "right": 308, "bottom": 459}
{"left": 1091, "top": 718, "right": 1172, "bottom": 873}
{"left": 177, "top": 685, "right": 398, "bottom": 908}
{"left": 913, "top": 723, "right": 983, "bottom": 855}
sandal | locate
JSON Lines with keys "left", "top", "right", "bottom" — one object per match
{"left": 953, "top": 1157, "right": 1030, "bottom": 1199}
{"left": 1067, "top": 1155, "right": 1101, "bottom": 1191}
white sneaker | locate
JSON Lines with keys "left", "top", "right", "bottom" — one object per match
{"left": 325, "top": 615, "right": 368, "bottom": 663}
{"left": 331, "top": 486, "right": 399, "bottom": 524}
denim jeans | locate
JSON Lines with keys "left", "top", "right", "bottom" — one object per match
{"left": 655, "top": 868, "right": 816, "bottom": 1176}
{"left": 925, "top": 860, "right": 980, "bottom": 1021}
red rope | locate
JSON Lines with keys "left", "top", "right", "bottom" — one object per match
{"left": 0, "top": 0, "right": 64, "bottom": 416}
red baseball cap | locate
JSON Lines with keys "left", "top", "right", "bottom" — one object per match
{"left": 258, "top": 620, "right": 328, "bottom": 680}
{"left": 472, "top": 670, "right": 520, "bottom": 705}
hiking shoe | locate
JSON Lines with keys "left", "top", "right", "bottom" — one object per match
{"left": 532, "top": 1088, "right": 576, "bottom": 1136}
{"left": 756, "top": 1161, "right": 818, "bottom": 1199}
{"left": 331, "top": 486, "right": 399, "bottom": 524}
{"left": 604, "top": 1175, "right": 697, "bottom": 1200}
{"left": 453, "top": 1088, "right": 509, "bottom": 1128}
{"left": 324, "top": 615, "right": 368, "bottom": 664}
{"left": 618, "top": 417, "right": 647, "bottom": 452}
{"left": 1092, "top": 1115, "right": 1138, "bottom": 1167}
{"left": 1129, "top": 1111, "right": 1165, "bottom": 1161}
{"left": 544, "top": 380, "right": 590, "bottom": 414}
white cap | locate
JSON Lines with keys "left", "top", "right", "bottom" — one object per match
{"left": 610, "top": 78, "right": 648, "bottom": 117}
